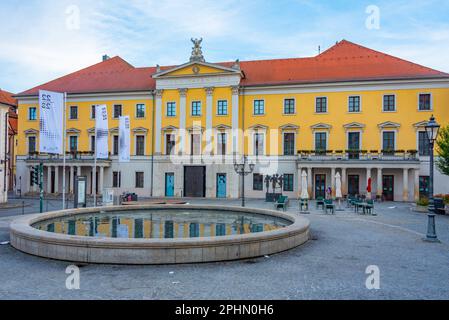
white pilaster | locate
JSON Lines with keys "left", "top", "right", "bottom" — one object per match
{"left": 99, "top": 166, "right": 104, "bottom": 194}
{"left": 92, "top": 166, "right": 96, "bottom": 196}
{"left": 377, "top": 168, "right": 383, "bottom": 197}
{"left": 403, "top": 168, "right": 409, "bottom": 202}
{"left": 231, "top": 86, "right": 240, "bottom": 154}
{"left": 366, "top": 167, "right": 372, "bottom": 199}
{"left": 179, "top": 88, "right": 188, "bottom": 155}
{"left": 54, "top": 166, "right": 59, "bottom": 194}
{"left": 331, "top": 167, "right": 336, "bottom": 198}
{"left": 47, "top": 166, "right": 52, "bottom": 193}
{"left": 155, "top": 89, "right": 163, "bottom": 154}
{"left": 414, "top": 169, "right": 420, "bottom": 201}
{"left": 205, "top": 87, "right": 214, "bottom": 155}
{"left": 307, "top": 167, "right": 313, "bottom": 198}
{"left": 341, "top": 168, "right": 347, "bottom": 196}
{"left": 69, "top": 166, "right": 74, "bottom": 193}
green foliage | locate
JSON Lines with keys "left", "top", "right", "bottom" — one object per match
{"left": 436, "top": 125, "right": 449, "bottom": 176}
{"left": 416, "top": 197, "right": 429, "bottom": 206}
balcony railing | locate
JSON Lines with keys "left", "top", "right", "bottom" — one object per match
{"left": 297, "top": 149, "right": 419, "bottom": 161}
{"left": 26, "top": 151, "right": 111, "bottom": 161}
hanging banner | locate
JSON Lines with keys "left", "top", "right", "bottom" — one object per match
{"left": 95, "top": 104, "right": 109, "bottom": 159}
{"left": 119, "top": 116, "right": 130, "bottom": 162}
{"left": 39, "top": 90, "right": 64, "bottom": 154}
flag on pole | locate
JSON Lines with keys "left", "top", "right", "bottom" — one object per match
{"left": 39, "top": 90, "right": 64, "bottom": 154}
{"left": 95, "top": 104, "right": 109, "bottom": 159}
{"left": 119, "top": 116, "right": 130, "bottom": 162}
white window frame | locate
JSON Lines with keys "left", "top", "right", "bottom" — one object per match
{"left": 215, "top": 131, "right": 228, "bottom": 155}
{"left": 382, "top": 94, "right": 397, "bottom": 112}
{"left": 112, "top": 134, "right": 119, "bottom": 155}
{"left": 253, "top": 99, "right": 265, "bottom": 116}
{"left": 90, "top": 105, "right": 96, "bottom": 119}
{"left": 190, "top": 132, "right": 202, "bottom": 155}
{"left": 283, "top": 98, "right": 296, "bottom": 115}
{"left": 191, "top": 101, "right": 202, "bottom": 117}
{"left": 113, "top": 104, "right": 122, "bottom": 119}
{"left": 166, "top": 102, "right": 176, "bottom": 117}
{"left": 253, "top": 132, "right": 266, "bottom": 156}
{"left": 348, "top": 95, "right": 362, "bottom": 113}
{"left": 417, "top": 92, "right": 433, "bottom": 111}
{"left": 313, "top": 131, "right": 328, "bottom": 151}
{"left": 135, "top": 103, "right": 146, "bottom": 119}
{"left": 346, "top": 130, "right": 363, "bottom": 150}
{"left": 380, "top": 130, "right": 397, "bottom": 151}
{"left": 164, "top": 132, "right": 177, "bottom": 155}
{"left": 27, "top": 135, "right": 37, "bottom": 153}
{"left": 134, "top": 134, "right": 146, "bottom": 156}
{"left": 68, "top": 135, "right": 79, "bottom": 152}
{"left": 315, "top": 96, "right": 328, "bottom": 114}
{"left": 69, "top": 105, "right": 78, "bottom": 120}
{"left": 282, "top": 131, "right": 296, "bottom": 156}
{"left": 216, "top": 100, "right": 228, "bottom": 116}
{"left": 28, "top": 107, "right": 37, "bottom": 121}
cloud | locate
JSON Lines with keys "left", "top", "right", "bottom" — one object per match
{"left": 0, "top": 0, "right": 448, "bottom": 93}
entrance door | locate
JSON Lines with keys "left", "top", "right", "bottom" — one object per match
{"left": 315, "top": 174, "right": 326, "bottom": 199}
{"left": 382, "top": 175, "right": 394, "bottom": 201}
{"left": 348, "top": 175, "right": 360, "bottom": 196}
{"left": 165, "top": 173, "right": 174, "bottom": 197}
{"left": 184, "top": 166, "right": 206, "bottom": 197}
{"left": 216, "top": 174, "right": 227, "bottom": 198}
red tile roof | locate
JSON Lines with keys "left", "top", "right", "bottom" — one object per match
{"left": 17, "top": 40, "right": 449, "bottom": 96}
{"left": 0, "top": 89, "right": 17, "bottom": 106}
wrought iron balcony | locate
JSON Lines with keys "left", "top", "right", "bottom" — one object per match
{"left": 297, "top": 149, "right": 420, "bottom": 162}
{"left": 25, "top": 151, "right": 111, "bottom": 162}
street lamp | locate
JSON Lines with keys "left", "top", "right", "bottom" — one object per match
{"left": 424, "top": 115, "right": 440, "bottom": 242}
{"left": 234, "top": 156, "right": 255, "bottom": 207}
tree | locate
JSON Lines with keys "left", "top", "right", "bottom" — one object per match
{"left": 436, "top": 125, "right": 449, "bottom": 176}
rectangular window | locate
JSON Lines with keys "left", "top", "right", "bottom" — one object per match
{"left": 383, "top": 95, "right": 396, "bottom": 112}
{"left": 315, "top": 132, "right": 327, "bottom": 152}
{"left": 29, "top": 107, "right": 37, "bottom": 121}
{"left": 167, "top": 102, "right": 176, "bottom": 117}
{"left": 216, "top": 224, "right": 226, "bottom": 236}
{"left": 69, "top": 136, "right": 78, "bottom": 152}
{"left": 113, "top": 135, "right": 119, "bottom": 155}
{"left": 191, "top": 134, "right": 201, "bottom": 155}
{"left": 166, "top": 134, "right": 175, "bottom": 155}
{"left": 348, "top": 96, "right": 360, "bottom": 112}
{"left": 135, "top": 172, "right": 144, "bottom": 188}
{"left": 283, "top": 174, "right": 294, "bottom": 192}
{"left": 283, "top": 133, "right": 295, "bottom": 156}
{"left": 112, "top": 171, "right": 121, "bottom": 188}
{"left": 91, "top": 105, "right": 96, "bottom": 119}
{"left": 69, "top": 106, "right": 78, "bottom": 120}
{"left": 113, "top": 105, "right": 122, "bottom": 118}
{"left": 217, "top": 133, "right": 227, "bottom": 155}
{"left": 136, "top": 104, "right": 145, "bottom": 118}
{"left": 284, "top": 99, "right": 295, "bottom": 114}
{"left": 382, "top": 131, "right": 395, "bottom": 153}
{"left": 217, "top": 100, "right": 228, "bottom": 115}
{"left": 28, "top": 136, "right": 36, "bottom": 153}
{"left": 418, "top": 131, "right": 430, "bottom": 156}
{"left": 136, "top": 135, "right": 145, "bottom": 156}
{"left": 254, "top": 133, "right": 264, "bottom": 156}
{"left": 192, "top": 101, "right": 201, "bottom": 116}
{"left": 90, "top": 135, "right": 95, "bottom": 152}
{"left": 419, "top": 94, "right": 431, "bottom": 111}
{"left": 253, "top": 174, "right": 263, "bottom": 191}
{"left": 253, "top": 100, "right": 264, "bottom": 115}
{"left": 189, "top": 223, "right": 200, "bottom": 238}
{"left": 164, "top": 221, "right": 174, "bottom": 239}
{"left": 316, "top": 97, "right": 327, "bottom": 113}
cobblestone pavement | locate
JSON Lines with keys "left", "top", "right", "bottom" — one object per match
{"left": 0, "top": 197, "right": 448, "bottom": 300}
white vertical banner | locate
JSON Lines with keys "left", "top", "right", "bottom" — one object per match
{"left": 119, "top": 116, "right": 130, "bottom": 163}
{"left": 39, "top": 90, "right": 64, "bottom": 154}
{"left": 95, "top": 104, "right": 109, "bottom": 159}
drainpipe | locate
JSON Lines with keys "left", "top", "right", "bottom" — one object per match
{"left": 150, "top": 90, "right": 155, "bottom": 197}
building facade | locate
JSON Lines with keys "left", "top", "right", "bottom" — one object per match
{"left": 14, "top": 40, "right": 449, "bottom": 201}
{"left": 0, "top": 89, "right": 17, "bottom": 203}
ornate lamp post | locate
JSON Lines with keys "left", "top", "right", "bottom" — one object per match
{"left": 234, "top": 156, "right": 255, "bottom": 207}
{"left": 424, "top": 115, "right": 440, "bottom": 242}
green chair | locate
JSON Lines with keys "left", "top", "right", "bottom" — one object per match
{"left": 316, "top": 196, "right": 325, "bottom": 210}
{"left": 275, "top": 196, "right": 289, "bottom": 211}
{"left": 364, "top": 200, "right": 374, "bottom": 215}
{"left": 324, "top": 199, "right": 335, "bottom": 214}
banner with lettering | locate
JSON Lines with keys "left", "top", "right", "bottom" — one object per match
{"left": 39, "top": 90, "right": 64, "bottom": 154}
{"left": 95, "top": 104, "right": 109, "bottom": 159}
{"left": 119, "top": 116, "right": 130, "bottom": 162}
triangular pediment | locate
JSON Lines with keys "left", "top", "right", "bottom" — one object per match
{"left": 378, "top": 121, "right": 401, "bottom": 129}
{"left": 279, "top": 123, "right": 299, "bottom": 131}
{"left": 153, "top": 61, "right": 242, "bottom": 78}
{"left": 413, "top": 120, "right": 429, "bottom": 128}
{"left": 311, "top": 123, "right": 332, "bottom": 130}
{"left": 343, "top": 122, "right": 365, "bottom": 129}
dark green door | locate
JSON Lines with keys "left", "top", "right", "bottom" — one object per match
{"left": 315, "top": 174, "right": 326, "bottom": 199}
{"left": 382, "top": 175, "right": 394, "bottom": 201}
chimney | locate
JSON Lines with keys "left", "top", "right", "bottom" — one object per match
{"left": 102, "top": 55, "right": 110, "bottom": 62}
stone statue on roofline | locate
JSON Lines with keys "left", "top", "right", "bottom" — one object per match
{"left": 190, "top": 38, "right": 205, "bottom": 62}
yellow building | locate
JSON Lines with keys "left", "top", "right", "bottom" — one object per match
{"left": 14, "top": 40, "right": 449, "bottom": 201}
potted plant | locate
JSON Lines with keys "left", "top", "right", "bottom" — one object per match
{"left": 415, "top": 197, "right": 429, "bottom": 213}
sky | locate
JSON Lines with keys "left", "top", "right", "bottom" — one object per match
{"left": 1, "top": 0, "right": 449, "bottom": 93}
